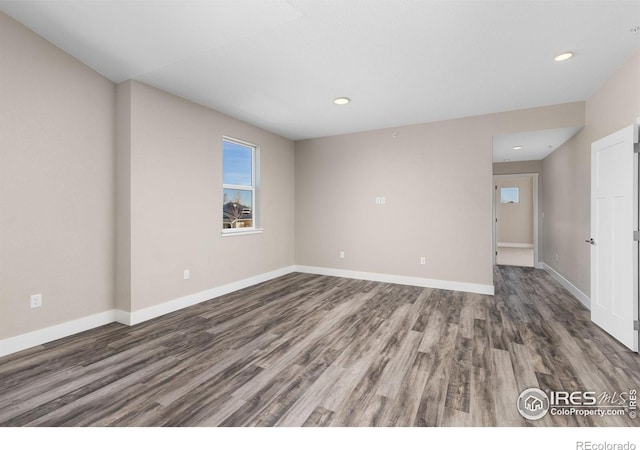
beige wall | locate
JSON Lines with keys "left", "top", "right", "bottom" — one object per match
{"left": 118, "top": 81, "right": 295, "bottom": 312}
{"left": 0, "top": 13, "right": 116, "bottom": 339}
{"left": 295, "top": 102, "right": 584, "bottom": 288}
{"left": 296, "top": 118, "right": 493, "bottom": 286}
{"left": 542, "top": 49, "right": 640, "bottom": 296}
{"left": 493, "top": 160, "right": 542, "bottom": 175}
{"left": 496, "top": 177, "right": 533, "bottom": 245}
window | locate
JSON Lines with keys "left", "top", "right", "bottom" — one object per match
{"left": 500, "top": 187, "right": 519, "bottom": 204}
{"left": 222, "top": 138, "right": 259, "bottom": 233}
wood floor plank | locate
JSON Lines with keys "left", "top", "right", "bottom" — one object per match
{"left": 219, "top": 363, "right": 306, "bottom": 427}
{"left": 444, "top": 334, "right": 472, "bottom": 413}
{"left": 330, "top": 354, "right": 391, "bottom": 426}
{"left": 193, "top": 396, "right": 248, "bottom": 427}
{"left": 378, "top": 351, "right": 432, "bottom": 426}
{"left": 0, "top": 337, "right": 176, "bottom": 424}
{"left": 491, "top": 348, "right": 525, "bottom": 427}
{"left": 273, "top": 364, "right": 345, "bottom": 426}
{"left": 414, "top": 376, "right": 448, "bottom": 427}
{"left": 302, "top": 406, "right": 335, "bottom": 427}
{"left": 509, "top": 343, "right": 539, "bottom": 393}
{"left": 375, "top": 330, "right": 422, "bottom": 399}
{"left": 231, "top": 291, "right": 376, "bottom": 401}
{"left": 154, "top": 332, "right": 279, "bottom": 407}
{"left": 155, "top": 363, "right": 266, "bottom": 426}
{"left": 414, "top": 322, "right": 459, "bottom": 426}
{"left": 469, "top": 367, "right": 496, "bottom": 426}
{"left": 26, "top": 356, "right": 179, "bottom": 427}
{"left": 441, "top": 406, "right": 471, "bottom": 426}
{"left": 248, "top": 348, "right": 340, "bottom": 427}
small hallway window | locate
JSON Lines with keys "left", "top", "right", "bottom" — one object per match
{"left": 500, "top": 187, "right": 519, "bottom": 204}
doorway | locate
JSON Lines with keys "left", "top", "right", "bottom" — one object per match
{"left": 493, "top": 173, "right": 539, "bottom": 268}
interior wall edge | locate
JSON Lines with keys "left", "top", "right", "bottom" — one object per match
{"left": 0, "top": 261, "right": 500, "bottom": 358}
{"left": 0, "top": 265, "right": 297, "bottom": 358}
{"left": 294, "top": 265, "right": 495, "bottom": 296}
{"left": 1, "top": 246, "right": 507, "bottom": 357}
{"left": 122, "top": 265, "right": 297, "bottom": 326}
{"left": 0, "top": 310, "right": 117, "bottom": 358}
{"left": 541, "top": 262, "right": 591, "bottom": 310}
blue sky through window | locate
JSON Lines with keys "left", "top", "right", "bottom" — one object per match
{"left": 223, "top": 140, "right": 253, "bottom": 186}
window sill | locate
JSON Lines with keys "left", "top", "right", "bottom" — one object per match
{"left": 221, "top": 228, "right": 264, "bottom": 237}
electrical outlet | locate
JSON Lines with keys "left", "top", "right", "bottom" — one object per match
{"left": 380, "top": 196, "right": 386, "bottom": 205}
{"left": 420, "top": 257, "right": 426, "bottom": 265}
{"left": 339, "top": 251, "right": 345, "bottom": 259}
{"left": 30, "top": 294, "right": 42, "bottom": 309}
{"left": 183, "top": 269, "right": 190, "bottom": 280}
{"left": 375, "top": 196, "right": 381, "bottom": 205}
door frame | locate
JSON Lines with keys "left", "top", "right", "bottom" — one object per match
{"left": 493, "top": 173, "right": 540, "bottom": 268}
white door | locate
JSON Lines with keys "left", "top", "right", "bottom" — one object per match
{"left": 590, "top": 124, "right": 639, "bottom": 352}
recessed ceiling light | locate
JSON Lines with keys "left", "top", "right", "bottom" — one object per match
{"left": 554, "top": 52, "right": 573, "bottom": 62}
{"left": 334, "top": 97, "right": 350, "bottom": 105}
{"left": 512, "top": 145, "right": 523, "bottom": 150}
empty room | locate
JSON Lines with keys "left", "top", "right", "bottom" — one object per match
{"left": 1, "top": 0, "right": 640, "bottom": 446}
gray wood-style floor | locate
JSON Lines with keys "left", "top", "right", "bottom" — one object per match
{"left": 1, "top": 266, "right": 639, "bottom": 426}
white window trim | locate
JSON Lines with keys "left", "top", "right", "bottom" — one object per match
{"left": 221, "top": 228, "right": 264, "bottom": 237}
{"left": 222, "top": 136, "right": 260, "bottom": 235}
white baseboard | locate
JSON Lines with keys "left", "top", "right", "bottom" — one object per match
{"left": 114, "top": 309, "right": 130, "bottom": 325}
{"left": 0, "top": 310, "right": 116, "bottom": 358}
{"left": 541, "top": 263, "right": 591, "bottom": 309}
{"left": 120, "top": 265, "right": 297, "bottom": 326}
{"left": 497, "top": 242, "right": 534, "bottom": 248}
{"left": 0, "top": 266, "right": 296, "bottom": 358}
{"left": 294, "top": 265, "right": 495, "bottom": 296}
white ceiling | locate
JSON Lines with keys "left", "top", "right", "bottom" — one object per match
{"left": 1, "top": 1, "right": 639, "bottom": 140}
{"left": 492, "top": 126, "right": 583, "bottom": 163}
